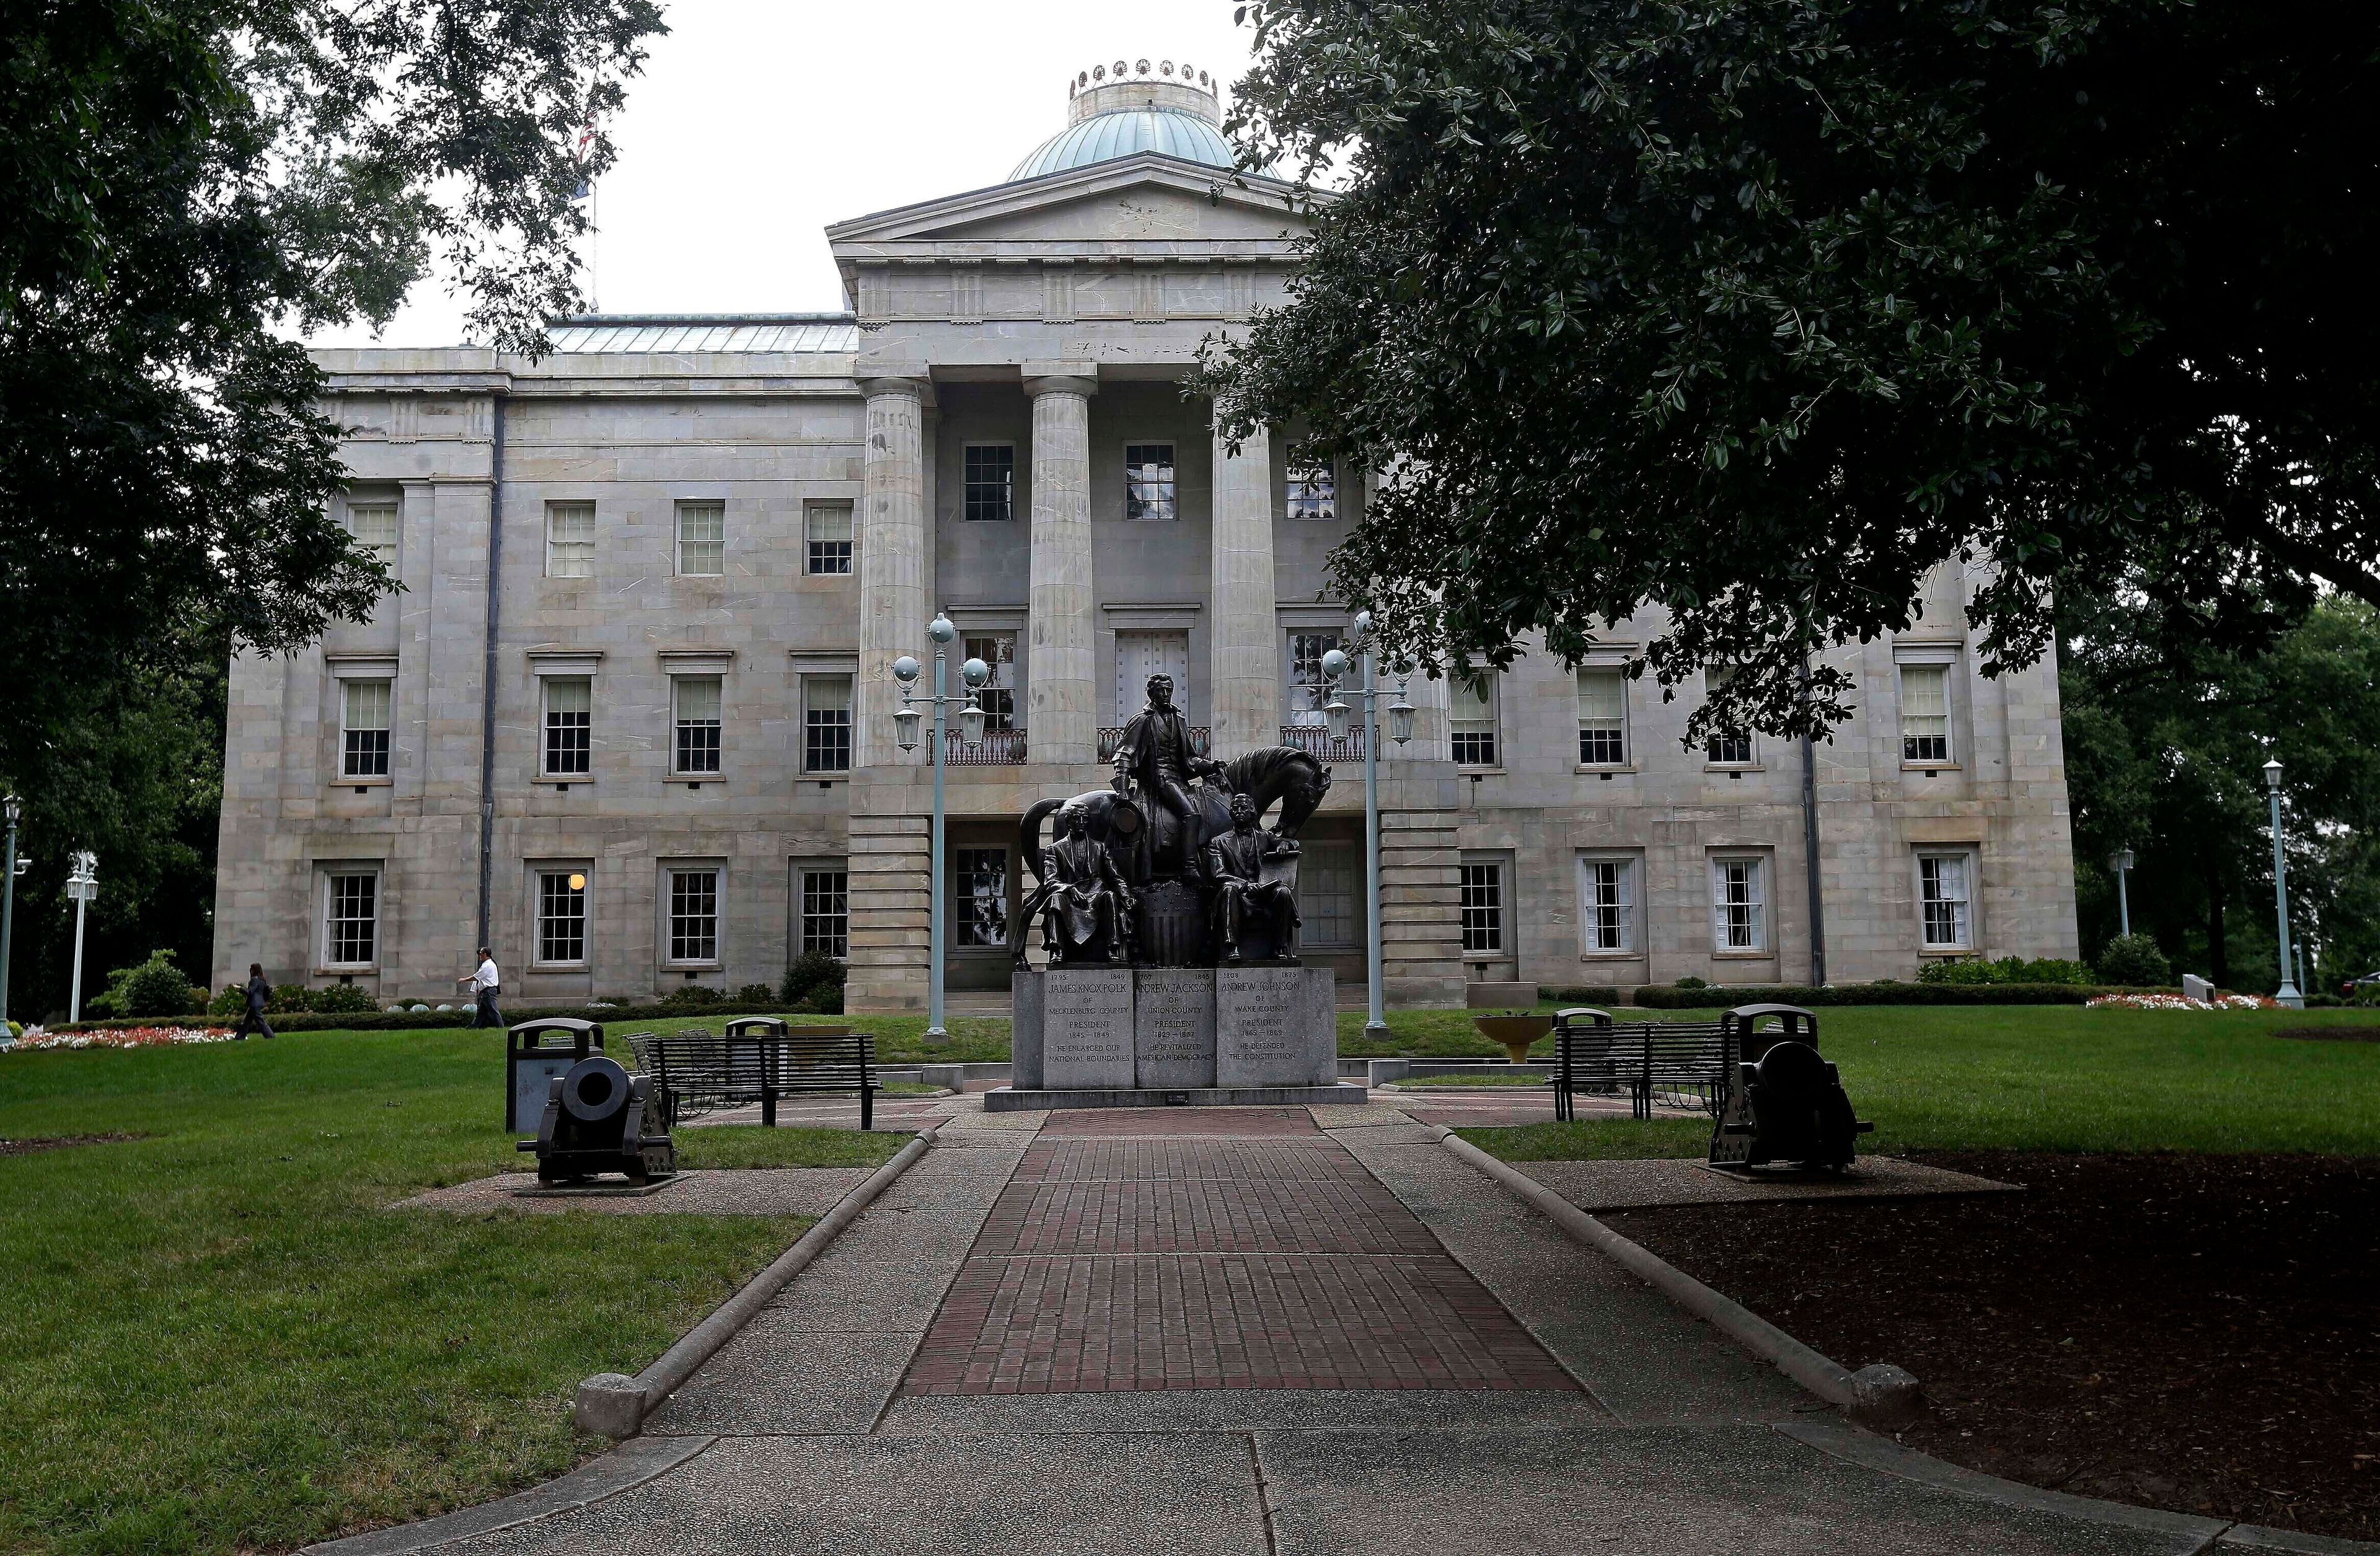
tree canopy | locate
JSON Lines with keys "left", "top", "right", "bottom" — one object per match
{"left": 0, "top": 0, "right": 663, "bottom": 1011}
{"left": 1201, "top": 0, "right": 2380, "bottom": 744}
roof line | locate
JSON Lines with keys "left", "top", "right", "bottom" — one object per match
{"left": 826, "top": 151, "right": 1304, "bottom": 237}
{"left": 549, "top": 312, "right": 857, "bottom": 326}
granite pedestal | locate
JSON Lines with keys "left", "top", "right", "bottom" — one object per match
{"left": 995, "top": 965, "right": 1359, "bottom": 1111}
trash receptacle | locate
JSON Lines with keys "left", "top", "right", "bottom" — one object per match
{"left": 723, "top": 1016, "right": 789, "bottom": 1125}
{"left": 508, "top": 1018, "right": 603, "bottom": 1133}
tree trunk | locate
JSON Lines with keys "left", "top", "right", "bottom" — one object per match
{"left": 2206, "top": 858, "right": 2229, "bottom": 988}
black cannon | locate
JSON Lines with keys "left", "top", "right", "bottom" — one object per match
{"left": 1707, "top": 1004, "right": 1872, "bottom": 1173}
{"left": 516, "top": 1053, "right": 677, "bottom": 1185}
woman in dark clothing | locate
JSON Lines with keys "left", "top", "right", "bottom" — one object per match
{"left": 232, "top": 962, "right": 275, "bottom": 1040}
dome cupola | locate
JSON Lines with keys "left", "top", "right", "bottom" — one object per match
{"left": 1010, "top": 58, "right": 1236, "bottom": 182}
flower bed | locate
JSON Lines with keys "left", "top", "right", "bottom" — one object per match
{"left": 2085, "top": 992, "right": 2275, "bottom": 1011}
{"left": 4, "top": 1025, "right": 238, "bottom": 1052}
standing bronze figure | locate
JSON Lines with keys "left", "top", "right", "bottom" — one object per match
{"left": 1109, "top": 672, "right": 1223, "bottom": 881}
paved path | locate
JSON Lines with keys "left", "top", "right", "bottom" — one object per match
{"left": 416, "top": 1105, "right": 2293, "bottom": 1555}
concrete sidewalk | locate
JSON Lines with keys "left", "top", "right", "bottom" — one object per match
{"left": 369, "top": 1104, "right": 2348, "bottom": 1555}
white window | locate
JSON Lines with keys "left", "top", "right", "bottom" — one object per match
{"left": 324, "top": 872, "right": 379, "bottom": 967}
{"left": 1124, "top": 443, "right": 1176, "bottom": 521}
{"left": 676, "top": 501, "right": 725, "bottom": 576}
{"left": 1918, "top": 853, "right": 1974, "bottom": 949}
{"left": 543, "top": 677, "right": 591, "bottom": 776}
{"left": 667, "top": 868, "right": 720, "bottom": 964}
{"left": 1711, "top": 857, "right": 1767, "bottom": 952}
{"left": 536, "top": 869, "right": 589, "bottom": 965}
{"left": 1285, "top": 451, "right": 1337, "bottom": 520}
{"left": 1704, "top": 668, "right": 1753, "bottom": 765}
{"left": 806, "top": 503, "right": 853, "bottom": 575}
{"left": 1577, "top": 669, "right": 1628, "bottom": 766}
{"left": 545, "top": 501, "right": 595, "bottom": 578}
{"left": 963, "top": 633, "right": 1019, "bottom": 732}
{"left": 953, "top": 848, "right": 1008, "bottom": 948}
{"left": 346, "top": 500, "right": 399, "bottom": 569}
{"left": 1459, "top": 859, "right": 1504, "bottom": 954}
{"left": 1579, "top": 858, "right": 1637, "bottom": 952}
{"left": 673, "top": 676, "right": 722, "bottom": 775}
{"left": 1450, "top": 672, "right": 1499, "bottom": 767}
{"left": 1901, "top": 664, "right": 1952, "bottom": 765}
{"left": 1297, "top": 839, "right": 1360, "bottom": 947}
{"left": 342, "top": 679, "right": 390, "bottom": 779}
{"left": 1285, "top": 631, "right": 1341, "bottom": 726}
{"left": 803, "top": 675, "right": 852, "bottom": 773}
{"left": 799, "top": 868, "right": 849, "bottom": 959}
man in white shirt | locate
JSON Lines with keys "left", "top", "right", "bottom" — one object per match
{"left": 457, "top": 946, "right": 505, "bottom": 1029}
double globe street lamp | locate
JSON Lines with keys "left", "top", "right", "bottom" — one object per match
{"left": 890, "top": 612, "right": 990, "bottom": 1044}
{"left": 2265, "top": 758, "right": 2303, "bottom": 1009}
{"left": 1318, "top": 610, "right": 1416, "bottom": 1044}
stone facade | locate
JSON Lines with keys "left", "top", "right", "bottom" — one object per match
{"left": 212, "top": 64, "right": 2078, "bottom": 1005}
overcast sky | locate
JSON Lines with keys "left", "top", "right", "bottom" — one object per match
{"left": 308, "top": 1, "right": 1260, "bottom": 348}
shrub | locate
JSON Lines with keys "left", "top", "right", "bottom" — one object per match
{"left": 782, "top": 951, "right": 847, "bottom": 1006}
{"left": 797, "top": 982, "right": 845, "bottom": 1016}
{"left": 1673, "top": 975, "right": 1708, "bottom": 990}
{"left": 733, "top": 983, "right": 776, "bottom": 1004}
{"left": 1919, "top": 956, "right": 2096, "bottom": 987}
{"left": 208, "top": 983, "right": 246, "bottom": 1018}
{"left": 308, "top": 983, "right": 379, "bottom": 1014}
{"left": 2094, "top": 934, "right": 2174, "bottom": 988}
{"left": 660, "top": 982, "right": 721, "bottom": 1008}
{"left": 88, "top": 950, "right": 201, "bottom": 1018}
{"left": 1634, "top": 980, "right": 2104, "bottom": 1008}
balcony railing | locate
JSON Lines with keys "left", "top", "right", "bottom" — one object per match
{"left": 944, "top": 727, "right": 1028, "bottom": 765}
{"left": 1279, "top": 723, "right": 1366, "bottom": 763}
{"left": 1096, "top": 726, "right": 1212, "bottom": 763}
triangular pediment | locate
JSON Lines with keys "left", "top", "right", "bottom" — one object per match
{"left": 827, "top": 155, "right": 1320, "bottom": 252}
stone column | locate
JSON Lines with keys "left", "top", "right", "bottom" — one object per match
{"left": 1209, "top": 420, "right": 1280, "bottom": 754}
{"left": 858, "top": 377, "right": 928, "bottom": 769}
{"left": 1025, "top": 369, "right": 1099, "bottom": 765}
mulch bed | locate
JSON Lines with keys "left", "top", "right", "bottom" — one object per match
{"left": 0, "top": 1132, "right": 143, "bottom": 1156}
{"left": 1601, "top": 1152, "right": 2380, "bottom": 1542}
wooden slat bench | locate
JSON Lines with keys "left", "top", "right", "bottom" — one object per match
{"left": 625, "top": 1018, "right": 879, "bottom": 1131}
{"left": 1551, "top": 1007, "right": 1732, "bottom": 1122}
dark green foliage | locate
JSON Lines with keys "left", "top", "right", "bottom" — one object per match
{"left": 307, "top": 983, "right": 379, "bottom": 1014}
{"left": 2094, "top": 934, "right": 2177, "bottom": 988}
{"left": 1673, "top": 976, "right": 1707, "bottom": 990}
{"left": 1918, "top": 957, "right": 2097, "bottom": 987}
{"left": 1204, "top": 1, "right": 2380, "bottom": 748}
{"left": 0, "top": 0, "right": 666, "bottom": 1017}
{"left": 782, "top": 951, "right": 848, "bottom": 1014}
{"left": 659, "top": 983, "right": 721, "bottom": 1009}
{"left": 86, "top": 949, "right": 200, "bottom": 1018}
{"left": 1633, "top": 982, "right": 2105, "bottom": 1008}
{"left": 206, "top": 983, "right": 245, "bottom": 1018}
{"left": 732, "top": 983, "right": 776, "bottom": 1004}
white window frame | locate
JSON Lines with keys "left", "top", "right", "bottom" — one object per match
{"left": 804, "top": 501, "right": 853, "bottom": 576}
{"left": 797, "top": 864, "right": 850, "bottom": 959}
{"left": 1916, "top": 850, "right": 1978, "bottom": 952}
{"left": 1709, "top": 855, "right": 1768, "bottom": 954}
{"left": 340, "top": 678, "right": 392, "bottom": 780}
{"left": 672, "top": 675, "right": 723, "bottom": 776}
{"left": 1458, "top": 856, "right": 1507, "bottom": 957}
{"left": 1284, "top": 629, "right": 1342, "bottom": 727}
{"left": 1450, "top": 670, "right": 1501, "bottom": 768}
{"left": 542, "top": 676, "right": 591, "bottom": 778}
{"left": 801, "top": 674, "right": 853, "bottom": 774}
{"left": 1284, "top": 449, "right": 1337, "bottom": 521}
{"left": 1576, "top": 667, "right": 1629, "bottom": 768}
{"left": 533, "top": 866, "right": 591, "bottom": 968}
{"left": 951, "top": 847, "right": 1010, "bottom": 951}
{"left": 1898, "top": 659, "right": 1955, "bottom": 767}
{"left": 1577, "top": 855, "right": 1639, "bottom": 955}
{"left": 662, "top": 864, "right": 724, "bottom": 968}
{"left": 545, "top": 501, "right": 596, "bottom": 579}
{"left": 343, "top": 496, "right": 400, "bottom": 571}
{"left": 1703, "top": 668, "right": 1756, "bottom": 767}
{"left": 320, "top": 868, "right": 381, "bottom": 970}
{"left": 674, "top": 500, "right": 725, "bottom": 577}
{"left": 961, "top": 632, "right": 1020, "bottom": 734}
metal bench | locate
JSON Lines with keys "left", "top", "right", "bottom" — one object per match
{"left": 625, "top": 1018, "right": 879, "bottom": 1131}
{"left": 1552, "top": 1007, "right": 1732, "bottom": 1122}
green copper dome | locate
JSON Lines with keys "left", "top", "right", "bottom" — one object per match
{"left": 1011, "top": 67, "right": 1236, "bottom": 182}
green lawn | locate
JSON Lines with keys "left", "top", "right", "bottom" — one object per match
{"left": 0, "top": 1023, "right": 902, "bottom": 1556}
{"left": 1454, "top": 1005, "right": 2380, "bottom": 1159}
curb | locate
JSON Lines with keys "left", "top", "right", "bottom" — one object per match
{"left": 296, "top": 1435, "right": 714, "bottom": 1555}
{"left": 1428, "top": 1126, "right": 1923, "bottom": 1428}
{"left": 576, "top": 1123, "right": 940, "bottom": 1438}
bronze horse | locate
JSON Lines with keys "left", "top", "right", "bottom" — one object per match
{"left": 1014, "top": 745, "right": 1333, "bottom": 902}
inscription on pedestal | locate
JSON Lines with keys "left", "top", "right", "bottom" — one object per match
{"left": 1041, "top": 969, "right": 1135, "bottom": 1090}
{"left": 1134, "top": 969, "right": 1216, "bottom": 1089}
{"left": 1215, "top": 965, "right": 1335, "bottom": 1089}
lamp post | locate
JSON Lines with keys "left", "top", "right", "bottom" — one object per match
{"left": 0, "top": 794, "right": 17, "bottom": 1032}
{"left": 2263, "top": 758, "right": 2303, "bottom": 1008}
{"left": 889, "top": 612, "right": 988, "bottom": 1044}
{"left": 2109, "top": 847, "right": 2135, "bottom": 939}
{"left": 66, "top": 850, "right": 98, "bottom": 1024}
{"left": 1320, "top": 610, "right": 1416, "bottom": 1043}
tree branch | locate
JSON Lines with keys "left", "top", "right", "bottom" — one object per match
{"left": 2249, "top": 518, "right": 2380, "bottom": 612}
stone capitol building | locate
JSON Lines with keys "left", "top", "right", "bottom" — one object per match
{"left": 213, "top": 59, "right": 2081, "bottom": 1009}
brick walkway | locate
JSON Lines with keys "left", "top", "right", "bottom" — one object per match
{"left": 902, "top": 1108, "right": 1580, "bottom": 1396}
